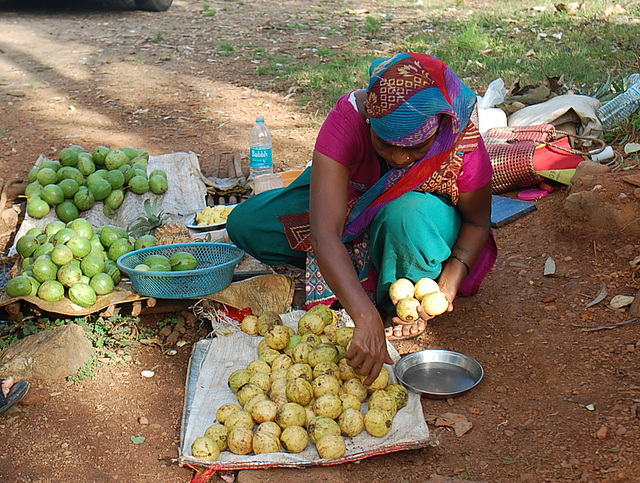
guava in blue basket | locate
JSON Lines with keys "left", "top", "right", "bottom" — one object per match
{"left": 143, "top": 254, "right": 170, "bottom": 269}
{"left": 169, "top": 251, "right": 197, "bottom": 271}
{"left": 116, "top": 242, "right": 244, "bottom": 299}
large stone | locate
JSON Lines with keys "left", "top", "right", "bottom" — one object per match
{"left": 569, "top": 160, "right": 611, "bottom": 191}
{"left": 561, "top": 161, "right": 640, "bottom": 240}
{"left": 629, "top": 289, "right": 640, "bottom": 318}
{"left": 0, "top": 323, "right": 93, "bottom": 382}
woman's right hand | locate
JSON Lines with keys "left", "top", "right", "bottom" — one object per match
{"left": 345, "top": 312, "right": 394, "bottom": 386}
{"left": 309, "top": 151, "right": 393, "bottom": 385}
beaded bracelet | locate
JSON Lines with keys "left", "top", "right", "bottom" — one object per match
{"left": 449, "top": 254, "right": 470, "bottom": 275}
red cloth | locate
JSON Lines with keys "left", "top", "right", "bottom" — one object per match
{"left": 532, "top": 136, "right": 585, "bottom": 171}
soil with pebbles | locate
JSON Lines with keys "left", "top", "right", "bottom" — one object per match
{"left": 0, "top": 1, "right": 639, "bottom": 482}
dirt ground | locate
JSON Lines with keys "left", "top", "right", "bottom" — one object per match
{"left": 0, "top": 1, "right": 639, "bottom": 482}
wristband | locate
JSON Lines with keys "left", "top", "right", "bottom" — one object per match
{"left": 449, "top": 254, "right": 470, "bottom": 275}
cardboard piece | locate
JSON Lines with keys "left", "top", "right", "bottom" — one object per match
{"left": 536, "top": 169, "right": 576, "bottom": 185}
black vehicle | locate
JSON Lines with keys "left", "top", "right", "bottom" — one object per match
{"left": 134, "top": 0, "right": 172, "bottom": 11}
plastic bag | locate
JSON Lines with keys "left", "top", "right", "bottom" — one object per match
{"left": 477, "top": 79, "right": 508, "bottom": 135}
{"left": 478, "top": 78, "right": 507, "bottom": 108}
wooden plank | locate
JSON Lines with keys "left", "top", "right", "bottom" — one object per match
{"left": 226, "top": 156, "right": 235, "bottom": 178}
{"left": 211, "top": 153, "right": 221, "bottom": 179}
{"left": 233, "top": 153, "right": 243, "bottom": 179}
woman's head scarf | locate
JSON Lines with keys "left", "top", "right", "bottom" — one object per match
{"left": 342, "top": 53, "right": 477, "bottom": 242}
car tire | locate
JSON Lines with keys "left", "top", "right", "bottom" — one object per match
{"left": 134, "top": 0, "right": 173, "bottom": 11}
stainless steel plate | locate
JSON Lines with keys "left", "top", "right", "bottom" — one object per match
{"left": 394, "top": 349, "right": 483, "bottom": 398}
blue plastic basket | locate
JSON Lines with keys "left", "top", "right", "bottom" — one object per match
{"left": 116, "top": 243, "right": 244, "bottom": 299}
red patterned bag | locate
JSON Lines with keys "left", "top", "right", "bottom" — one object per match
{"left": 484, "top": 124, "right": 556, "bottom": 194}
{"left": 484, "top": 124, "right": 605, "bottom": 194}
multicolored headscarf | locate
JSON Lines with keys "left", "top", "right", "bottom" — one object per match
{"left": 342, "top": 53, "right": 477, "bottom": 242}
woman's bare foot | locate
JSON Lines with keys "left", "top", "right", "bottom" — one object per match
{"left": 0, "top": 376, "right": 30, "bottom": 415}
{"left": 384, "top": 316, "right": 428, "bottom": 341}
{"left": 1, "top": 376, "right": 14, "bottom": 397}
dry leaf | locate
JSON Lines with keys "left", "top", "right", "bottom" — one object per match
{"left": 544, "top": 256, "right": 556, "bottom": 276}
{"left": 609, "top": 295, "right": 635, "bottom": 309}
{"left": 435, "top": 412, "right": 473, "bottom": 437}
{"left": 585, "top": 283, "right": 608, "bottom": 308}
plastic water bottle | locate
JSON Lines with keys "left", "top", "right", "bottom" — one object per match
{"left": 597, "top": 79, "right": 640, "bottom": 129}
{"left": 249, "top": 117, "right": 273, "bottom": 178}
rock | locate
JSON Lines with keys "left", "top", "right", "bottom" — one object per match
{"left": 0, "top": 323, "right": 93, "bottom": 382}
{"left": 629, "top": 289, "right": 640, "bottom": 317}
{"left": 19, "top": 391, "right": 42, "bottom": 406}
{"left": 5, "top": 89, "right": 27, "bottom": 97}
{"left": 596, "top": 425, "right": 608, "bottom": 440}
{"left": 570, "top": 160, "right": 611, "bottom": 190}
{"left": 563, "top": 190, "right": 640, "bottom": 239}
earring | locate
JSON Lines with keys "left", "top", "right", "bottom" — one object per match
{"left": 365, "top": 118, "right": 370, "bottom": 125}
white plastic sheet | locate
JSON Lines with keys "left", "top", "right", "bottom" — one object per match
{"left": 10, "top": 151, "right": 208, "bottom": 256}
{"left": 179, "top": 311, "right": 431, "bottom": 469}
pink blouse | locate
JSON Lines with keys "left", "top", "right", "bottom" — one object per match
{"left": 314, "top": 92, "right": 493, "bottom": 204}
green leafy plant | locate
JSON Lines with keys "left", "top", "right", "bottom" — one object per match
{"left": 68, "top": 355, "right": 97, "bottom": 382}
{"left": 158, "top": 315, "right": 178, "bottom": 330}
{"left": 22, "top": 319, "right": 39, "bottom": 336}
{"left": 74, "top": 313, "right": 143, "bottom": 363}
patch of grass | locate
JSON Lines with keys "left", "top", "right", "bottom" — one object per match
{"left": 408, "top": 3, "right": 638, "bottom": 93}
{"left": 263, "top": 0, "right": 640, "bottom": 142}
{"left": 152, "top": 31, "right": 163, "bottom": 42}
{"left": 0, "top": 332, "right": 18, "bottom": 351}
{"left": 459, "top": 468, "right": 479, "bottom": 480}
{"left": 501, "top": 455, "right": 516, "bottom": 464}
{"left": 288, "top": 22, "right": 309, "bottom": 30}
{"left": 263, "top": 50, "right": 373, "bottom": 116}
{"left": 217, "top": 42, "right": 235, "bottom": 57}
{"left": 315, "top": 46, "right": 333, "bottom": 58}
{"left": 364, "top": 15, "right": 383, "bottom": 35}
{"left": 256, "top": 54, "right": 296, "bottom": 76}
{"left": 201, "top": 3, "right": 217, "bottom": 17}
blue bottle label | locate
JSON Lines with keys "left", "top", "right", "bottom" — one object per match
{"left": 250, "top": 147, "right": 273, "bottom": 168}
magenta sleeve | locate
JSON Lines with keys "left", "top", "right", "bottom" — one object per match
{"left": 457, "top": 136, "right": 493, "bottom": 193}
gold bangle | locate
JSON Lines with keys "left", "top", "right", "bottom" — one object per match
{"left": 449, "top": 254, "right": 470, "bottom": 275}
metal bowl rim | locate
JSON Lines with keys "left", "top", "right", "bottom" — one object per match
{"left": 394, "top": 349, "right": 484, "bottom": 397}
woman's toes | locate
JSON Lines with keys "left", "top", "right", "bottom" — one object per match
{"left": 1, "top": 376, "right": 14, "bottom": 396}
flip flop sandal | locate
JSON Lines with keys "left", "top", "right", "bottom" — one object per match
{"left": 0, "top": 379, "right": 30, "bottom": 416}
